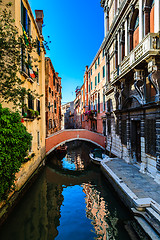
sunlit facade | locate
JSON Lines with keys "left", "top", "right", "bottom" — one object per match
{"left": 45, "top": 57, "right": 62, "bottom": 137}
{"left": 2, "top": 0, "right": 46, "bottom": 190}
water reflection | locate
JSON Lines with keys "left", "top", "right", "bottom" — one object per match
{"left": 62, "top": 153, "right": 85, "bottom": 171}
{"left": 82, "top": 183, "right": 118, "bottom": 239}
{"left": 0, "top": 141, "right": 148, "bottom": 240}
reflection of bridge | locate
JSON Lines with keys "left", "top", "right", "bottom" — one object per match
{"left": 46, "top": 129, "right": 106, "bottom": 155}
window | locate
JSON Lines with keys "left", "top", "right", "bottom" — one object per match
{"left": 21, "top": 0, "right": 31, "bottom": 35}
{"left": 95, "top": 76, "right": 97, "bottom": 86}
{"left": 36, "top": 38, "right": 41, "bottom": 56}
{"left": 98, "top": 93, "right": 100, "bottom": 111}
{"left": 53, "top": 75, "right": 55, "bottom": 86}
{"left": 57, "top": 84, "right": 59, "bottom": 92}
{"left": 52, "top": 91, "right": 53, "bottom": 96}
{"left": 49, "top": 87, "right": 51, "bottom": 93}
{"left": 48, "top": 102, "right": 50, "bottom": 111}
{"left": 89, "top": 72, "right": 90, "bottom": 79}
{"left": 95, "top": 61, "right": 97, "bottom": 69}
{"left": 37, "top": 131, "right": 40, "bottom": 147}
{"left": 91, "top": 69, "right": 92, "bottom": 75}
{"left": 49, "top": 119, "right": 52, "bottom": 129}
{"left": 102, "top": 49, "right": 105, "bottom": 58}
{"left": 107, "top": 99, "right": 111, "bottom": 112}
{"left": 145, "top": 119, "right": 156, "bottom": 156}
{"left": 36, "top": 68, "right": 39, "bottom": 84}
{"left": 103, "top": 66, "right": 105, "bottom": 78}
{"left": 29, "top": 133, "right": 32, "bottom": 153}
{"left": 95, "top": 99, "right": 97, "bottom": 110}
{"left": 98, "top": 72, "right": 100, "bottom": 83}
{"left": 21, "top": 44, "right": 25, "bottom": 72}
{"left": 91, "top": 82, "right": 93, "bottom": 90}
{"left": 103, "top": 93, "right": 105, "bottom": 111}
{"left": 36, "top": 99, "right": 40, "bottom": 114}
{"left": 107, "top": 118, "right": 111, "bottom": 135}
{"left": 27, "top": 54, "right": 31, "bottom": 77}
{"left": 89, "top": 84, "right": 90, "bottom": 93}
{"left": 54, "top": 100, "right": 57, "bottom": 113}
{"left": 28, "top": 93, "right": 34, "bottom": 110}
{"left": 98, "top": 57, "right": 100, "bottom": 65}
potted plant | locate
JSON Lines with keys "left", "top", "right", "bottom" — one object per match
{"left": 27, "top": 109, "right": 35, "bottom": 119}
{"left": 35, "top": 110, "right": 39, "bottom": 117}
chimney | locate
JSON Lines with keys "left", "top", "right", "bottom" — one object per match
{"left": 35, "top": 10, "right": 44, "bottom": 35}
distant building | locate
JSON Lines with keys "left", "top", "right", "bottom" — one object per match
{"left": 45, "top": 57, "right": 62, "bottom": 137}
{"left": 61, "top": 101, "right": 74, "bottom": 129}
{"left": 74, "top": 86, "right": 82, "bottom": 129}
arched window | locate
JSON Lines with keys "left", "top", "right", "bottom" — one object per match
{"left": 150, "top": 0, "right": 155, "bottom": 33}
{"left": 144, "top": 0, "right": 155, "bottom": 35}
{"left": 129, "top": 9, "right": 139, "bottom": 51}
{"left": 133, "top": 15, "right": 139, "bottom": 49}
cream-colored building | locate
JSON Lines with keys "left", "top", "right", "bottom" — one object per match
{"left": 1, "top": 0, "right": 46, "bottom": 190}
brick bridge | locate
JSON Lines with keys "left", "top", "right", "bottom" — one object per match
{"left": 46, "top": 129, "right": 106, "bottom": 155}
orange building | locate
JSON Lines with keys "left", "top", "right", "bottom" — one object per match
{"left": 45, "top": 57, "right": 62, "bottom": 137}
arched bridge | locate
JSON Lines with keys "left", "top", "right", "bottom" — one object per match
{"left": 46, "top": 129, "right": 106, "bottom": 155}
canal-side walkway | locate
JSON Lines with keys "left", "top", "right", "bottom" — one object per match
{"left": 101, "top": 158, "right": 160, "bottom": 240}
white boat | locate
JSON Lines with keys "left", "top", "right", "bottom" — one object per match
{"left": 89, "top": 149, "right": 109, "bottom": 165}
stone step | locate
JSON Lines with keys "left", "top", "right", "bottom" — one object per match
{"left": 132, "top": 208, "right": 160, "bottom": 237}
{"left": 134, "top": 216, "right": 160, "bottom": 240}
{"left": 146, "top": 207, "right": 160, "bottom": 225}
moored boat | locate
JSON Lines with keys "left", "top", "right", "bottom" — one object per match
{"left": 89, "top": 148, "right": 109, "bottom": 165}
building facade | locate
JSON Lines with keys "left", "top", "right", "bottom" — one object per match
{"left": 76, "top": 45, "right": 106, "bottom": 135}
{"left": 61, "top": 101, "right": 75, "bottom": 129}
{"left": 2, "top": 0, "right": 46, "bottom": 190}
{"left": 101, "top": 0, "right": 160, "bottom": 181}
{"left": 74, "top": 86, "right": 82, "bottom": 129}
{"left": 87, "top": 45, "right": 106, "bottom": 134}
{"left": 45, "top": 57, "right": 62, "bottom": 137}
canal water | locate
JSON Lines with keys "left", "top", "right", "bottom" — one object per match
{"left": 0, "top": 141, "right": 149, "bottom": 240}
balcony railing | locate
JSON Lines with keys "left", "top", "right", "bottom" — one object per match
{"left": 112, "top": 33, "right": 160, "bottom": 83}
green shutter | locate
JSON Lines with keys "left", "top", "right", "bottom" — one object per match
{"left": 98, "top": 72, "right": 100, "bottom": 83}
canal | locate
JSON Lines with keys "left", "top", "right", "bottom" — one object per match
{"left": 0, "top": 141, "right": 149, "bottom": 240}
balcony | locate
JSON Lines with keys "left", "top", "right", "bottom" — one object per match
{"left": 112, "top": 33, "right": 160, "bottom": 83}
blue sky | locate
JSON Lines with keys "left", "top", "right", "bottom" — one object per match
{"left": 29, "top": 0, "right": 104, "bottom": 104}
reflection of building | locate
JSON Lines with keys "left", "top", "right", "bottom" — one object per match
{"left": 82, "top": 183, "right": 118, "bottom": 239}
{"left": 61, "top": 101, "right": 74, "bottom": 129}
{"left": 45, "top": 57, "right": 62, "bottom": 137}
{"left": 64, "top": 152, "right": 85, "bottom": 171}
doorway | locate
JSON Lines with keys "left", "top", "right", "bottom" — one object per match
{"left": 131, "top": 120, "right": 141, "bottom": 162}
